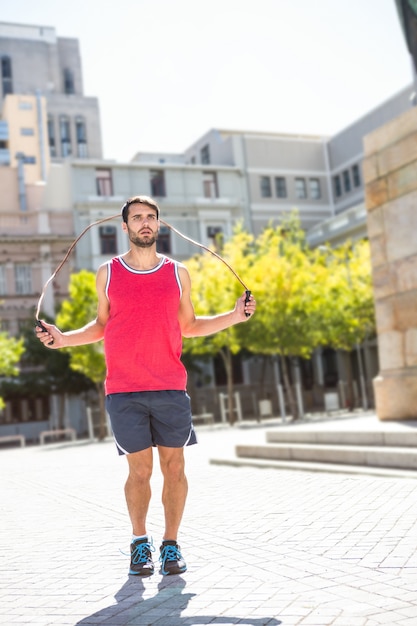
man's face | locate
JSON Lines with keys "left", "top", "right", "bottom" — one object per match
{"left": 123, "top": 204, "right": 159, "bottom": 248}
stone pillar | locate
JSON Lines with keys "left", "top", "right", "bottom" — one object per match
{"left": 363, "top": 106, "right": 417, "bottom": 420}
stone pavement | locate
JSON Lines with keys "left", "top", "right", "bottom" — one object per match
{"left": 1, "top": 412, "right": 417, "bottom": 626}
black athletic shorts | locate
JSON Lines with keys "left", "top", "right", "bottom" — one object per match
{"left": 105, "top": 390, "right": 198, "bottom": 455}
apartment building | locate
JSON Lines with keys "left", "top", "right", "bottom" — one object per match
{"left": 307, "top": 85, "right": 412, "bottom": 246}
{"left": 0, "top": 92, "right": 74, "bottom": 334}
{"left": 0, "top": 21, "right": 104, "bottom": 333}
{"left": 68, "top": 157, "right": 248, "bottom": 272}
{"left": 0, "top": 21, "right": 102, "bottom": 160}
{"left": 183, "top": 128, "right": 333, "bottom": 236}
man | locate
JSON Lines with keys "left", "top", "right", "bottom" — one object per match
{"left": 36, "top": 195, "right": 256, "bottom": 577}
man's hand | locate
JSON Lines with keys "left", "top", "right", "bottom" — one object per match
{"left": 237, "top": 291, "right": 256, "bottom": 321}
{"left": 35, "top": 320, "right": 63, "bottom": 349}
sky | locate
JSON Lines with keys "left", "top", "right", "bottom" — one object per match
{"left": 0, "top": 0, "right": 413, "bottom": 162}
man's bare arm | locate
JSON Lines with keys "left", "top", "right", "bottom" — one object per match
{"left": 35, "top": 264, "right": 110, "bottom": 349}
{"left": 177, "top": 265, "right": 256, "bottom": 338}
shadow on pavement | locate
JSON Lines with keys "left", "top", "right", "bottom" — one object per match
{"left": 74, "top": 575, "right": 282, "bottom": 626}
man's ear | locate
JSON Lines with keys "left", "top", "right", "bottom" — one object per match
{"left": 122, "top": 221, "right": 128, "bottom": 233}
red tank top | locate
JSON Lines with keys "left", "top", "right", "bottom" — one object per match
{"left": 103, "top": 256, "right": 187, "bottom": 394}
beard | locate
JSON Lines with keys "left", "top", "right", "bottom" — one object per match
{"left": 128, "top": 229, "right": 158, "bottom": 248}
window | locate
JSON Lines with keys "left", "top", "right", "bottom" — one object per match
{"left": 352, "top": 164, "right": 361, "bottom": 187}
{"left": 18, "top": 101, "right": 32, "bottom": 110}
{"left": 200, "top": 144, "right": 210, "bottom": 164}
{"left": 20, "top": 128, "right": 34, "bottom": 136}
{"left": 309, "top": 178, "right": 321, "bottom": 199}
{"left": 150, "top": 169, "right": 166, "bottom": 196}
{"left": 343, "top": 170, "right": 351, "bottom": 193}
{"left": 75, "top": 117, "right": 88, "bottom": 157}
{"left": 1, "top": 56, "right": 13, "bottom": 96}
{"left": 18, "top": 319, "right": 31, "bottom": 334}
{"left": 0, "top": 319, "right": 10, "bottom": 332}
{"left": 260, "top": 176, "right": 272, "bottom": 198}
{"left": 60, "top": 116, "right": 71, "bottom": 157}
{"left": 96, "top": 168, "right": 113, "bottom": 196}
{"left": 334, "top": 175, "right": 342, "bottom": 198}
{"left": 157, "top": 225, "right": 171, "bottom": 254}
{"left": 295, "top": 178, "right": 307, "bottom": 199}
{"left": 207, "top": 226, "right": 224, "bottom": 250}
{"left": 63, "top": 68, "right": 75, "bottom": 94}
{"left": 275, "top": 177, "right": 287, "bottom": 198}
{"left": 47, "top": 116, "right": 56, "bottom": 157}
{"left": 15, "top": 264, "right": 32, "bottom": 295}
{"left": 202, "top": 171, "right": 218, "bottom": 198}
{"left": 0, "top": 265, "right": 7, "bottom": 296}
{"left": 99, "top": 226, "right": 117, "bottom": 255}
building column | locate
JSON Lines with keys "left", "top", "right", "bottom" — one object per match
{"left": 363, "top": 105, "right": 417, "bottom": 420}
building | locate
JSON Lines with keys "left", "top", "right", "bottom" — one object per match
{"left": 0, "top": 21, "right": 102, "bottom": 160}
{"left": 307, "top": 85, "right": 413, "bottom": 247}
{"left": 0, "top": 92, "right": 74, "bottom": 334}
{"left": 183, "top": 128, "right": 333, "bottom": 236}
{"left": 68, "top": 157, "right": 248, "bottom": 272}
{"left": 0, "top": 21, "right": 104, "bottom": 332}
{"left": 0, "top": 22, "right": 104, "bottom": 438}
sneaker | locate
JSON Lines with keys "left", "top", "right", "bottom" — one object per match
{"left": 129, "top": 537, "right": 155, "bottom": 576}
{"left": 159, "top": 540, "right": 187, "bottom": 576}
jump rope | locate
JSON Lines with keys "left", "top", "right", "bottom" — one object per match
{"left": 35, "top": 212, "right": 252, "bottom": 344}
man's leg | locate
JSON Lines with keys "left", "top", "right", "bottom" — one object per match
{"left": 157, "top": 445, "right": 188, "bottom": 575}
{"left": 125, "top": 447, "right": 153, "bottom": 536}
{"left": 158, "top": 445, "right": 188, "bottom": 540}
{"left": 125, "top": 447, "right": 155, "bottom": 576}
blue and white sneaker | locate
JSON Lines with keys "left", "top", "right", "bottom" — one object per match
{"left": 159, "top": 540, "right": 187, "bottom": 576}
{"left": 129, "top": 537, "right": 155, "bottom": 576}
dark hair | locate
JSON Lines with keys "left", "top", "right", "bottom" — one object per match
{"left": 121, "top": 195, "right": 160, "bottom": 223}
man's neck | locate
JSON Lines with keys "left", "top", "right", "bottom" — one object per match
{"left": 123, "top": 247, "right": 162, "bottom": 270}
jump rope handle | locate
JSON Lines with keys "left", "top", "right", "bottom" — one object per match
{"left": 35, "top": 320, "right": 54, "bottom": 346}
{"left": 244, "top": 290, "right": 252, "bottom": 318}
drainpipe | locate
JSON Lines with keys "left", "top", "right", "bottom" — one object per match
{"left": 36, "top": 89, "right": 47, "bottom": 181}
{"left": 322, "top": 138, "right": 335, "bottom": 216}
{"left": 15, "top": 152, "right": 27, "bottom": 212}
{"left": 239, "top": 135, "right": 253, "bottom": 233}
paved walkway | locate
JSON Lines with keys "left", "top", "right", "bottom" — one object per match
{"left": 1, "top": 412, "right": 417, "bottom": 625}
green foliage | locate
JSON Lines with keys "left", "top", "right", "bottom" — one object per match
{"left": 0, "top": 332, "right": 24, "bottom": 376}
{"left": 56, "top": 270, "right": 106, "bottom": 385}
{"left": 240, "top": 218, "right": 324, "bottom": 358}
{"left": 183, "top": 226, "right": 255, "bottom": 358}
{"left": 317, "top": 240, "right": 376, "bottom": 350}
{"left": 183, "top": 213, "right": 375, "bottom": 362}
{"left": 0, "top": 330, "right": 24, "bottom": 410}
{"left": 7, "top": 318, "right": 95, "bottom": 397}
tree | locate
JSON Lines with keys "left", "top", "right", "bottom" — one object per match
{"left": 239, "top": 215, "right": 326, "bottom": 419}
{"left": 318, "top": 240, "right": 375, "bottom": 349}
{"left": 317, "top": 240, "right": 376, "bottom": 408}
{"left": 0, "top": 331, "right": 25, "bottom": 410}
{"left": 1, "top": 318, "right": 95, "bottom": 427}
{"left": 55, "top": 270, "right": 107, "bottom": 440}
{"left": 184, "top": 216, "right": 376, "bottom": 421}
{"left": 183, "top": 227, "right": 256, "bottom": 424}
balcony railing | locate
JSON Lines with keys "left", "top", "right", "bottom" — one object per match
{"left": 0, "top": 211, "right": 73, "bottom": 237}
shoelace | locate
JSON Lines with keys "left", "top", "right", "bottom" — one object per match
{"left": 159, "top": 544, "right": 181, "bottom": 564}
{"left": 131, "top": 540, "right": 155, "bottom": 564}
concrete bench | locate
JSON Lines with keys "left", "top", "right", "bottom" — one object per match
{"left": 39, "top": 428, "right": 76, "bottom": 445}
{"left": 193, "top": 412, "right": 214, "bottom": 425}
{"left": 0, "top": 434, "right": 25, "bottom": 448}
